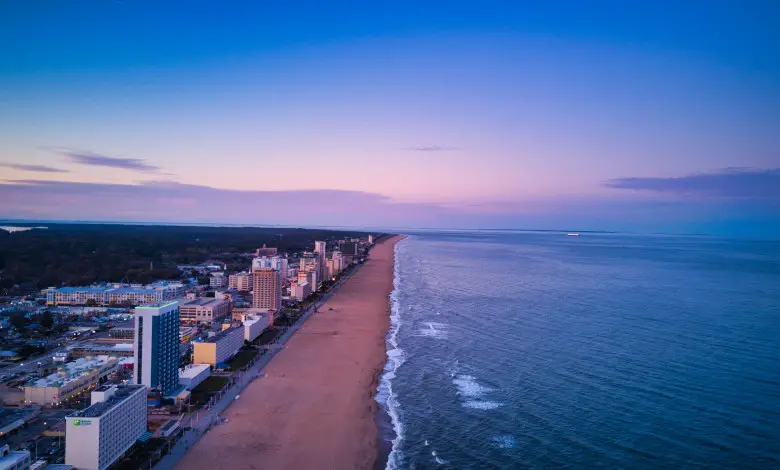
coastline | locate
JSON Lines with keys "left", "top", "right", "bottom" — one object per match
{"left": 176, "top": 235, "right": 404, "bottom": 470}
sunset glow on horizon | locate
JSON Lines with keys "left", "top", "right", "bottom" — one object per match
{"left": 1, "top": 1, "right": 778, "bottom": 236}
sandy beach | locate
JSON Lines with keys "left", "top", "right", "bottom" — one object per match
{"left": 176, "top": 235, "right": 403, "bottom": 470}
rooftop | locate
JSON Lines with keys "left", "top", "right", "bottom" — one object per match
{"left": 51, "top": 287, "right": 106, "bottom": 294}
{"left": 201, "top": 325, "right": 241, "bottom": 343}
{"left": 71, "top": 385, "right": 145, "bottom": 418}
{"left": 110, "top": 287, "right": 158, "bottom": 294}
{"left": 70, "top": 342, "right": 133, "bottom": 352}
{"left": 28, "top": 356, "right": 117, "bottom": 388}
{"left": 180, "top": 297, "right": 227, "bottom": 307}
{"left": 179, "top": 364, "right": 210, "bottom": 378}
{"left": 134, "top": 301, "right": 180, "bottom": 310}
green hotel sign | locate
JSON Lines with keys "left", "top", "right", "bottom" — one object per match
{"left": 73, "top": 419, "right": 93, "bottom": 426}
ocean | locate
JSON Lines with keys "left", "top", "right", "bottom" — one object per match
{"left": 376, "top": 231, "right": 780, "bottom": 469}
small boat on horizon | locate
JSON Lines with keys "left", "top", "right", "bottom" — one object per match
{"left": 567, "top": 233, "right": 580, "bottom": 237}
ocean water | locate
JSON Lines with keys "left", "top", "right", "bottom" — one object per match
{"left": 376, "top": 231, "right": 780, "bottom": 469}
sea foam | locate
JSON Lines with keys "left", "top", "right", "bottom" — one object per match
{"left": 417, "top": 321, "right": 448, "bottom": 339}
{"left": 381, "top": 240, "right": 406, "bottom": 470}
{"left": 453, "top": 374, "right": 503, "bottom": 410}
{"left": 490, "top": 435, "right": 517, "bottom": 449}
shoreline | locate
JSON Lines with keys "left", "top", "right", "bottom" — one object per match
{"left": 176, "top": 235, "right": 404, "bottom": 470}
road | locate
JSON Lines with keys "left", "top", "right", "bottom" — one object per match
{"left": 154, "top": 263, "right": 364, "bottom": 470}
{"left": 1, "top": 328, "right": 116, "bottom": 378}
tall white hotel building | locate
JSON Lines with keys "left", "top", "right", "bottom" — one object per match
{"left": 65, "top": 384, "right": 147, "bottom": 470}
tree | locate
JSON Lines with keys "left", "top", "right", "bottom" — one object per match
{"left": 40, "top": 311, "right": 55, "bottom": 329}
{"left": 9, "top": 315, "right": 27, "bottom": 330}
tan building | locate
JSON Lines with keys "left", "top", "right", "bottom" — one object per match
{"left": 192, "top": 325, "right": 244, "bottom": 366}
{"left": 252, "top": 268, "right": 281, "bottom": 311}
{"left": 179, "top": 297, "right": 232, "bottom": 324}
{"left": 228, "top": 272, "right": 252, "bottom": 291}
{"left": 297, "top": 267, "right": 318, "bottom": 291}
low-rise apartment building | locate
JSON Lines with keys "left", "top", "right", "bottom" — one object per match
{"left": 179, "top": 297, "right": 232, "bottom": 323}
{"left": 192, "top": 325, "right": 244, "bottom": 366}
{"left": 24, "top": 356, "right": 119, "bottom": 406}
{"left": 228, "top": 272, "right": 252, "bottom": 291}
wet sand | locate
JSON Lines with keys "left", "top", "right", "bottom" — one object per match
{"left": 177, "top": 235, "right": 403, "bottom": 470}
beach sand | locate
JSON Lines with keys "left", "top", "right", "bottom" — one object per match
{"left": 176, "top": 235, "right": 403, "bottom": 470}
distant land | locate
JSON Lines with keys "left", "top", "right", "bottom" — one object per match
{"left": 0, "top": 223, "right": 374, "bottom": 294}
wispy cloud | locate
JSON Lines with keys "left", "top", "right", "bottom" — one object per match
{"left": 0, "top": 179, "right": 777, "bottom": 237}
{"left": 0, "top": 163, "right": 69, "bottom": 173}
{"left": 46, "top": 148, "right": 164, "bottom": 173}
{"left": 605, "top": 168, "right": 780, "bottom": 200}
{"left": 406, "top": 145, "right": 459, "bottom": 152}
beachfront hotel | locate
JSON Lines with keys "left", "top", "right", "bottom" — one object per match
{"left": 65, "top": 384, "right": 147, "bottom": 470}
{"left": 133, "top": 302, "right": 181, "bottom": 396}
{"left": 251, "top": 267, "right": 282, "bottom": 311}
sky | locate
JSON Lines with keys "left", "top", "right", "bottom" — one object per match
{"left": 1, "top": 1, "right": 778, "bottom": 237}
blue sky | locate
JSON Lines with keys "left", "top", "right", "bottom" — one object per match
{"left": 0, "top": 1, "right": 778, "bottom": 237}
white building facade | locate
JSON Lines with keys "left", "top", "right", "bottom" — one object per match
{"left": 243, "top": 315, "right": 270, "bottom": 342}
{"left": 65, "top": 385, "right": 147, "bottom": 470}
{"left": 178, "top": 364, "right": 211, "bottom": 389}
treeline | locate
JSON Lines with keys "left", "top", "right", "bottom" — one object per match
{"left": 0, "top": 223, "right": 373, "bottom": 292}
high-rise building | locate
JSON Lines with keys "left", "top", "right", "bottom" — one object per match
{"left": 341, "top": 242, "right": 358, "bottom": 256}
{"left": 325, "top": 259, "right": 335, "bottom": 279}
{"left": 252, "top": 256, "right": 288, "bottom": 280}
{"left": 252, "top": 268, "right": 281, "bottom": 311}
{"left": 133, "top": 302, "right": 180, "bottom": 396}
{"left": 297, "top": 268, "right": 318, "bottom": 291}
{"left": 332, "top": 251, "right": 344, "bottom": 274}
{"left": 368, "top": 234, "right": 373, "bottom": 244}
{"left": 314, "top": 241, "right": 327, "bottom": 282}
{"left": 65, "top": 384, "right": 147, "bottom": 470}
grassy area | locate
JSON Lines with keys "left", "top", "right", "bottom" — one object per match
{"left": 229, "top": 349, "right": 259, "bottom": 370}
{"left": 190, "top": 375, "right": 229, "bottom": 406}
{"left": 113, "top": 438, "right": 168, "bottom": 470}
{"left": 253, "top": 328, "right": 282, "bottom": 346}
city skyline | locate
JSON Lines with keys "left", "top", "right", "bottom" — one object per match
{"left": 1, "top": 1, "right": 778, "bottom": 237}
